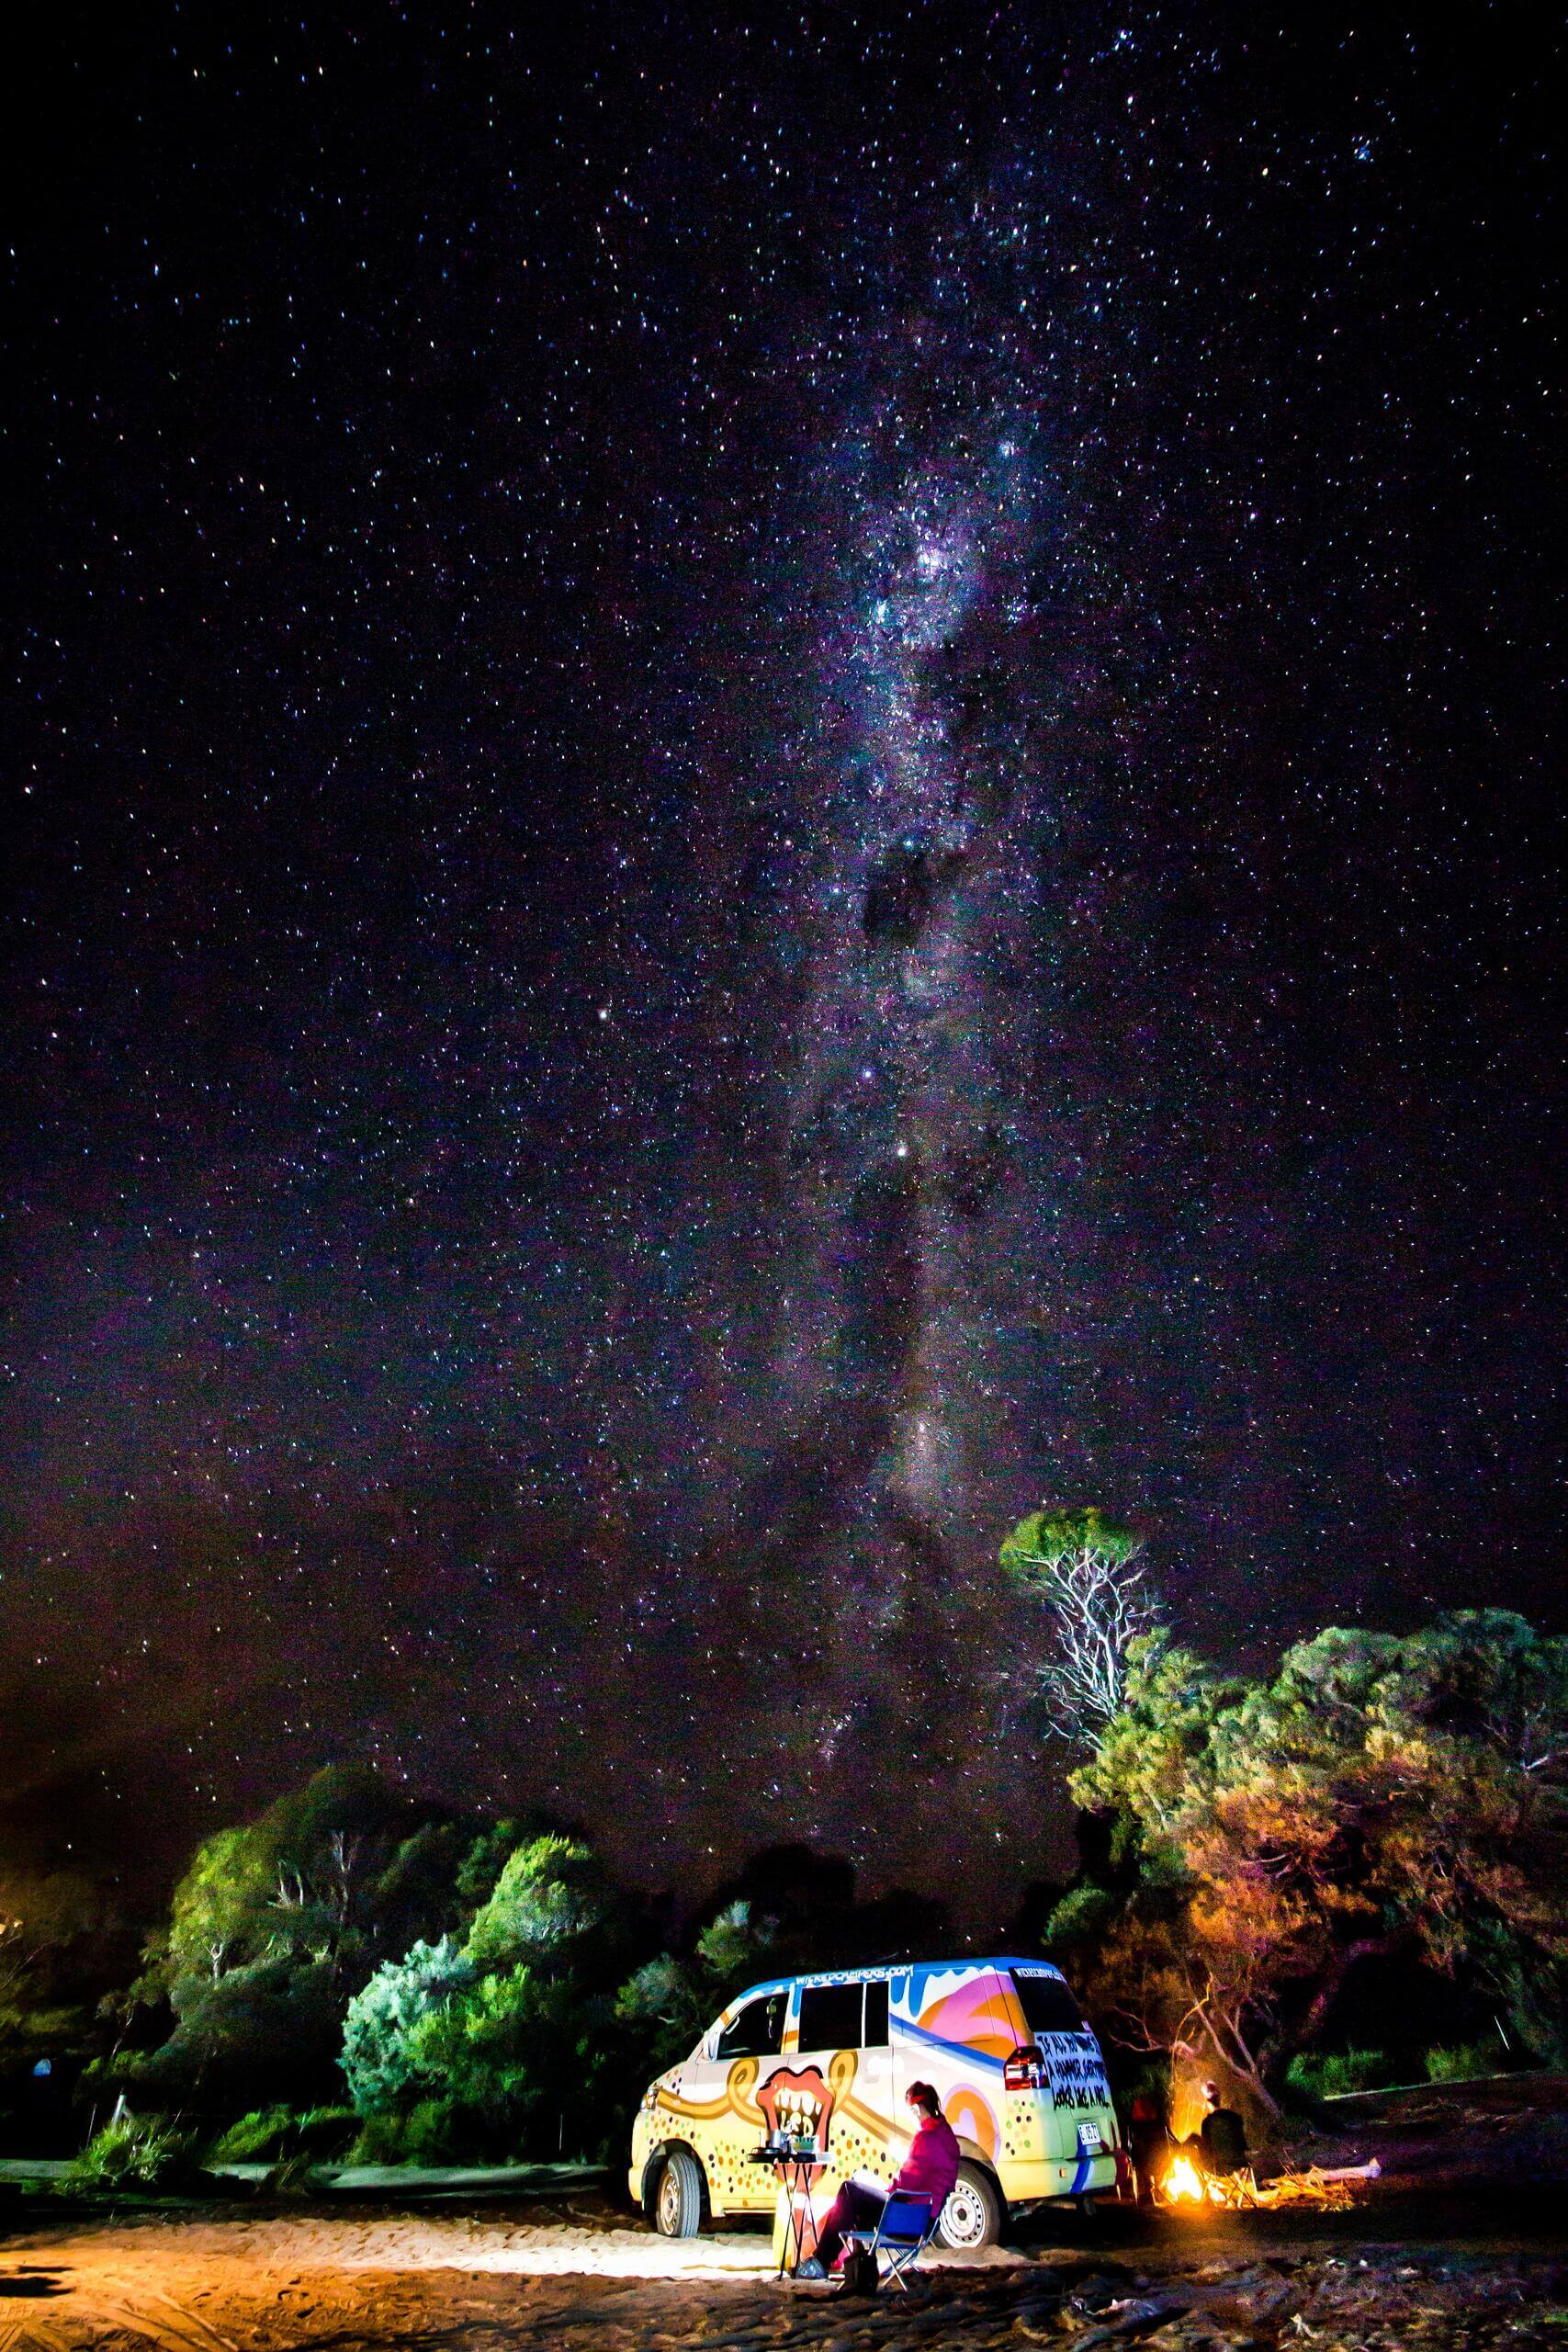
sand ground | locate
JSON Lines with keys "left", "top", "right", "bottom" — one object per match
{"left": 3, "top": 2078, "right": 1564, "bottom": 2349}
{"left": 1, "top": 2193, "right": 1565, "bottom": 2351}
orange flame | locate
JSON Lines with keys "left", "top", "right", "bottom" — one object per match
{"left": 1162, "top": 2154, "right": 1220, "bottom": 2206}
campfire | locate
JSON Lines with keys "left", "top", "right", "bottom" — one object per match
{"left": 1158, "top": 2152, "right": 1376, "bottom": 2213}
{"left": 1161, "top": 2154, "right": 1225, "bottom": 2206}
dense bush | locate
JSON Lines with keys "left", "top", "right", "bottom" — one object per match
{"left": 208, "top": 2104, "right": 297, "bottom": 2162}
{"left": 208, "top": 2103, "right": 357, "bottom": 2164}
{"left": 1425, "top": 2036, "right": 1510, "bottom": 2084}
{"left": 466, "top": 1838, "right": 609, "bottom": 1970}
{"left": 64, "top": 2112, "right": 201, "bottom": 2193}
{"left": 340, "top": 1938, "right": 472, "bottom": 2115}
{"left": 106, "top": 1770, "right": 539, "bottom": 2117}
{"left": 1284, "top": 2049, "right": 1393, "bottom": 2101}
{"left": 337, "top": 1833, "right": 643, "bottom": 2164}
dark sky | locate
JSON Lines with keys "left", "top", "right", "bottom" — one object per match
{"left": 3, "top": 5, "right": 1561, "bottom": 1916}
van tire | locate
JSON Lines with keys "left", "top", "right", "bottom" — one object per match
{"left": 937, "top": 2161, "right": 1003, "bottom": 2250}
{"left": 653, "top": 2148, "right": 704, "bottom": 2238}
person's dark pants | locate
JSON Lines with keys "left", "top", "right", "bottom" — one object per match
{"left": 809, "top": 2180, "right": 885, "bottom": 2271}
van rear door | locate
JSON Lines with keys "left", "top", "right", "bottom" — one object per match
{"left": 1008, "top": 1968, "right": 1114, "bottom": 2145}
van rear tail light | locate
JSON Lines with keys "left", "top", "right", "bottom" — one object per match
{"left": 1004, "top": 2043, "right": 1045, "bottom": 2091}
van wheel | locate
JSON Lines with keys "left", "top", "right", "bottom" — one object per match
{"left": 654, "top": 2148, "right": 704, "bottom": 2237}
{"left": 937, "top": 2161, "right": 1002, "bottom": 2250}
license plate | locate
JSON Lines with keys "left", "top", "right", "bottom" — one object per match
{"left": 1077, "top": 2123, "right": 1105, "bottom": 2153}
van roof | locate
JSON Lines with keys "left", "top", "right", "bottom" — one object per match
{"left": 727, "top": 1956, "right": 1069, "bottom": 2006}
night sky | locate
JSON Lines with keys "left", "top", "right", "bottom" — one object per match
{"left": 4, "top": 6, "right": 1561, "bottom": 1914}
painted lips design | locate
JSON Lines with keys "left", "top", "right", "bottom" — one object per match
{"left": 757, "top": 2063, "right": 835, "bottom": 2149}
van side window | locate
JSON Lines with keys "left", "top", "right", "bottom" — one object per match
{"left": 1010, "top": 1972, "right": 1083, "bottom": 2034}
{"left": 797, "top": 1982, "right": 864, "bottom": 2051}
{"left": 716, "top": 1992, "right": 785, "bottom": 2059}
{"left": 863, "top": 1978, "right": 889, "bottom": 2047}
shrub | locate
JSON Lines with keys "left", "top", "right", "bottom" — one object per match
{"left": 1425, "top": 2036, "right": 1509, "bottom": 2084}
{"left": 209, "top": 2102, "right": 357, "bottom": 2165}
{"left": 1284, "top": 2049, "right": 1393, "bottom": 2101}
{"left": 344, "top": 2109, "right": 409, "bottom": 2164}
{"left": 342, "top": 2098, "right": 470, "bottom": 2165}
{"left": 400, "top": 2097, "right": 471, "bottom": 2164}
{"left": 465, "top": 1838, "right": 608, "bottom": 1972}
{"left": 266, "top": 2149, "right": 320, "bottom": 2197}
{"left": 340, "top": 1936, "right": 472, "bottom": 2115}
{"left": 209, "top": 2105, "right": 297, "bottom": 2163}
{"left": 64, "top": 2113, "right": 201, "bottom": 2193}
{"left": 294, "top": 2104, "right": 358, "bottom": 2156}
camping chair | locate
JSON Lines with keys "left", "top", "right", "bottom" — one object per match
{"left": 840, "top": 2190, "right": 941, "bottom": 2293}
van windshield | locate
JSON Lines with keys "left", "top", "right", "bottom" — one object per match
{"left": 1010, "top": 1972, "right": 1084, "bottom": 2035}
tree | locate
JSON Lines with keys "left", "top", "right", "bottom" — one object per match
{"left": 338, "top": 1830, "right": 636, "bottom": 2162}
{"left": 1001, "top": 1505, "right": 1164, "bottom": 1744}
{"left": 1056, "top": 1610, "right": 1568, "bottom": 2119}
{"left": 340, "top": 1937, "right": 474, "bottom": 2115}
{"left": 113, "top": 1769, "right": 495, "bottom": 2110}
{"left": 0, "top": 1869, "right": 103, "bottom": 2077}
{"left": 466, "top": 1837, "right": 610, "bottom": 1971}
{"left": 615, "top": 1899, "right": 775, "bottom": 2079}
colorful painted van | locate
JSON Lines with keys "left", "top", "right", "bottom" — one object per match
{"left": 629, "top": 1956, "right": 1119, "bottom": 2246}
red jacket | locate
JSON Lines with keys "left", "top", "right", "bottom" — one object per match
{"left": 892, "top": 2113, "right": 962, "bottom": 2211}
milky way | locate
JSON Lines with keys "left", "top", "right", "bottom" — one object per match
{"left": 3, "top": 9, "right": 1559, "bottom": 1907}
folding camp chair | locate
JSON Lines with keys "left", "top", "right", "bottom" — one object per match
{"left": 840, "top": 2190, "right": 941, "bottom": 2293}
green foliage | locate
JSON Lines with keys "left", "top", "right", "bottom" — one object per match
{"left": 340, "top": 1937, "right": 472, "bottom": 2114}
{"left": 340, "top": 1840, "right": 627, "bottom": 2162}
{"left": 118, "top": 1951, "right": 345, "bottom": 2113}
{"left": 0, "top": 1868, "right": 107, "bottom": 2075}
{"left": 1000, "top": 1504, "right": 1144, "bottom": 1584}
{"left": 1043, "top": 1882, "right": 1117, "bottom": 1953}
{"left": 294, "top": 2102, "right": 360, "bottom": 2155}
{"left": 465, "top": 1838, "right": 609, "bottom": 1972}
{"left": 453, "top": 1819, "right": 531, "bottom": 1913}
{"left": 615, "top": 1900, "right": 775, "bottom": 2083}
{"left": 407, "top": 1964, "right": 587, "bottom": 2154}
{"left": 208, "top": 2102, "right": 356, "bottom": 2164}
{"left": 266, "top": 2149, "right": 321, "bottom": 2197}
{"left": 1425, "top": 2036, "right": 1510, "bottom": 2085}
{"left": 64, "top": 2112, "right": 201, "bottom": 2193}
{"left": 118, "top": 1769, "right": 513, "bottom": 2114}
{"left": 344, "top": 2108, "right": 408, "bottom": 2163}
{"left": 398, "top": 2097, "right": 470, "bottom": 2164}
{"left": 208, "top": 2104, "right": 297, "bottom": 2162}
{"left": 1055, "top": 1608, "right": 1568, "bottom": 2104}
{"left": 1284, "top": 2049, "right": 1393, "bottom": 2100}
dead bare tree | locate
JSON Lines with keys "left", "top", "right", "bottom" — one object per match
{"left": 1000, "top": 1504, "right": 1165, "bottom": 1746}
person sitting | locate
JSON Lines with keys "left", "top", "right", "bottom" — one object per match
{"left": 793, "top": 2080, "right": 961, "bottom": 2281}
{"left": 1197, "top": 2079, "right": 1247, "bottom": 2177}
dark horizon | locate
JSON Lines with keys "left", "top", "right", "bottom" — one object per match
{"left": 4, "top": 5, "right": 1562, "bottom": 1917}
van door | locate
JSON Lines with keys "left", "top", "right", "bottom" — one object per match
{"left": 784, "top": 1977, "right": 895, "bottom": 2187}
{"left": 681, "top": 1987, "right": 786, "bottom": 2216}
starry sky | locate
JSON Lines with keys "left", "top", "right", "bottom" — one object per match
{"left": 4, "top": 5, "right": 1561, "bottom": 1912}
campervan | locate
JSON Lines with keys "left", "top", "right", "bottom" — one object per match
{"left": 629, "top": 1956, "right": 1120, "bottom": 2246}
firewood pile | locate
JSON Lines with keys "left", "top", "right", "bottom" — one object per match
{"left": 1247, "top": 2164, "right": 1358, "bottom": 2211}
